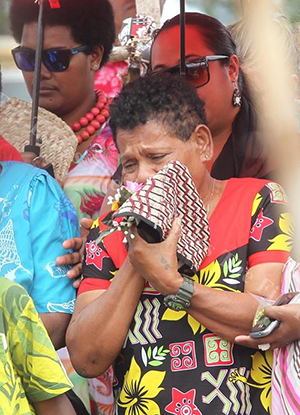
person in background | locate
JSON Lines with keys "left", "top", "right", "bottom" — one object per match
{"left": 93, "top": 0, "right": 134, "bottom": 98}
{"left": 9, "top": 0, "right": 118, "bottom": 221}
{"left": 0, "top": 277, "right": 76, "bottom": 415}
{"left": 149, "top": 12, "right": 272, "bottom": 180}
{"left": 0, "top": 136, "right": 24, "bottom": 162}
{"left": 67, "top": 72, "right": 291, "bottom": 415}
{"left": 0, "top": 139, "right": 79, "bottom": 350}
{"left": 103, "top": 11, "right": 276, "bottom": 217}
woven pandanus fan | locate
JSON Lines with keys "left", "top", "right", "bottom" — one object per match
{"left": 114, "top": 160, "right": 210, "bottom": 273}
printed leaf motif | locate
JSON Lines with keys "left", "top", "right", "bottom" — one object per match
{"left": 223, "top": 278, "right": 240, "bottom": 285}
{"left": 144, "top": 345, "right": 170, "bottom": 367}
{"left": 200, "top": 259, "right": 240, "bottom": 293}
{"left": 149, "top": 360, "right": 163, "bottom": 367}
{"left": 228, "top": 273, "right": 241, "bottom": 279}
{"left": 233, "top": 253, "right": 242, "bottom": 268}
{"left": 228, "top": 258, "right": 242, "bottom": 274}
{"left": 152, "top": 347, "right": 164, "bottom": 361}
{"left": 142, "top": 347, "right": 148, "bottom": 367}
{"left": 223, "top": 261, "right": 229, "bottom": 278}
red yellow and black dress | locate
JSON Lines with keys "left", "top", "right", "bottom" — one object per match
{"left": 79, "top": 178, "right": 292, "bottom": 415}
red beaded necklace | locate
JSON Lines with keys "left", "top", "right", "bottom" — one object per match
{"left": 71, "top": 89, "right": 112, "bottom": 144}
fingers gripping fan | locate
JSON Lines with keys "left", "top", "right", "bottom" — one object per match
{"left": 113, "top": 160, "right": 210, "bottom": 274}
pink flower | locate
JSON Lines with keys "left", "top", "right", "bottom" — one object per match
{"left": 125, "top": 181, "right": 144, "bottom": 193}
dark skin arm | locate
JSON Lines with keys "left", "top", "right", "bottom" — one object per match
{"left": 39, "top": 313, "right": 71, "bottom": 350}
{"left": 66, "top": 257, "right": 145, "bottom": 378}
{"left": 56, "top": 218, "right": 93, "bottom": 288}
{"left": 127, "top": 220, "right": 283, "bottom": 343}
{"left": 34, "top": 394, "right": 76, "bottom": 415}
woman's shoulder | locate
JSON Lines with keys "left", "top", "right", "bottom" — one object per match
{"left": 227, "top": 177, "right": 283, "bottom": 197}
{"left": 221, "top": 178, "right": 288, "bottom": 212}
{"left": 1, "top": 161, "right": 49, "bottom": 182}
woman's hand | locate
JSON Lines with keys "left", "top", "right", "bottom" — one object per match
{"left": 235, "top": 303, "right": 300, "bottom": 349}
{"left": 56, "top": 218, "right": 93, "bottom": 288}
{"left": 127, "top": 217, "right": 183, "bottom": 296}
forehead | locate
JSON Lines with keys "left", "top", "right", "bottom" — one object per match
{"left": 116, "top": 122, "right": 183, "bottom": 155}
{"left": 21, "top": 23, "right": 75, "bottom": 49}
{"left": 151, "top": 25, "right": 213, "bottom": 70}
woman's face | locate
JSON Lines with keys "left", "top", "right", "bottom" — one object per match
{"left": 117, "top": 120, "right": 211, "bottom": 192}
{"left": 151, "top": 25, "right": 239, "bottom": 136}
{"left": 20, "top": 22, "right": 102, "bottom": 119}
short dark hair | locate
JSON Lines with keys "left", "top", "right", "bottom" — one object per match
{"left": 152, "top": 13, "right": 247, "bottom": 96}
{"left": 9, "top": 0, "right": 115, "bottom": 67}
{"left": 109, "top": 72, "right": 208, "bottom": 144}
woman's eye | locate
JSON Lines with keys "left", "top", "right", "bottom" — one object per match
{"left": 123, "top": 162, "right": 136, "bottom": 170}
{"left": 150, "top": 154, "right": 166, "bottom": 160}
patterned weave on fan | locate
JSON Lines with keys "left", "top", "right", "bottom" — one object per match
{"left": 114, "top": 160, "right": 210, "bottom": 271}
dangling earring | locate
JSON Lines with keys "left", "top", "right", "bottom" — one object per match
{"left": 232, "top": 83, "right": 242, "bottom": 107}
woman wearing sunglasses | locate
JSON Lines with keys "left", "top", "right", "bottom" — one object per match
{"left": 150, "top": 13, "right": 272, "bottom": 181}
{"left": 9, "top": 0, "right": 118, "bottom": 222}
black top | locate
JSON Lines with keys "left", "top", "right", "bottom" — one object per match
{"left": 211, "top": 97, "right": 272, "bottom": 180}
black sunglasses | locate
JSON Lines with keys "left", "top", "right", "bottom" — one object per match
{"left": 11, "top": 45, "right": 91, "bottom": 72}
{"left": 154, "top": 55, "right": 229, "bottom": 88}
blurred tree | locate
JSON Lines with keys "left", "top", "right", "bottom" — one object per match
{"left": 284, "top": 0, "right": 300, "bottom": 22}
{"left": 0, "top": 0, "right": 10, "bottom": 35}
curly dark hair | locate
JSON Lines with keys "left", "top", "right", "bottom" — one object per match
{"left": 9, "top": 0, "right": 115, "bottom": 67}
{"left": 109, "top": 72, "right": 207, "bottom": 144}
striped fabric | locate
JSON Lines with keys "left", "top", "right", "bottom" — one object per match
{"left": 272, "top": 257, "right": 300, "bottom": 414}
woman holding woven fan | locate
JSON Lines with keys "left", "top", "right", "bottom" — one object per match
{"left": 67, "top": 73, "right": 292, "bottom": 415}
{"left": 9, "top": 0, "right": 118, "bottom": 221}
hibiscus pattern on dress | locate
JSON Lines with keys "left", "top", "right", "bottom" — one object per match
{"left": 117, "top": 356, "right": 166, "bottom": 415}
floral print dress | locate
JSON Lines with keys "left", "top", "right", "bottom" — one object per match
{"left": 80, "top": 178, "right": 291, "bottom": 414}
{"left": 64, "top": 123, "right": 119, "bottom": 222}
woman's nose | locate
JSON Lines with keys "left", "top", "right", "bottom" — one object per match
{"left": 40, "top": 62, "right": 52, "bottom": 79}
{"left": 135, "top": 166, "right": 156, "bottom": 184}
